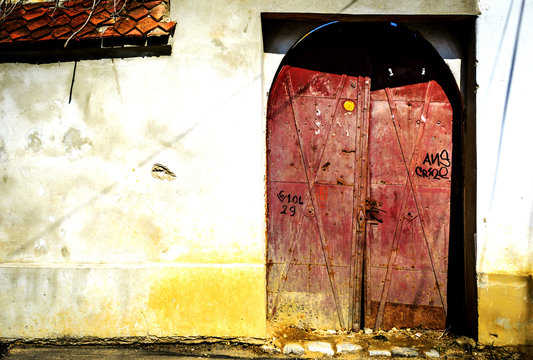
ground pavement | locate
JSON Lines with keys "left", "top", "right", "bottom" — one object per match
{"left": 1, "top": 327, "right": 531, "bottom": 359}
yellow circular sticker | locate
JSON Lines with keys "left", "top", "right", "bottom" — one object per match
{"left": 344, "top": 100, "right": 355, "bottom": 112}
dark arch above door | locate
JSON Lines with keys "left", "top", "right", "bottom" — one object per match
{"left": 266, "top": 22, "right": 464, "bottom": 331}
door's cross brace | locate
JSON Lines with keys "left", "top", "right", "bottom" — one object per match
{"left": 374, "top": 82, "right": 446, "bottom": 330}
{"left": 271, "top": 71, "right": 348, "bottom": 330}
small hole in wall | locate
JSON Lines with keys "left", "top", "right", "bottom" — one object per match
{"left": 151, "top": 163, "right": 176, "bottom": 181}
{"left": 61, "top": 246, "right": 70, "bottom": 258}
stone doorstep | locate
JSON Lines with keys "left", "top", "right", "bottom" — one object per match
{"left": 391, "top": 347, "right": 419, "bottom": 357}
{"left": 282, "top": 342, "right": 441, "bottom": 358}
{"left": 369, "top": 346, "right": 441, "bottom": 358}
{"left": 369, "top": 349, "right": 392, "bottom": 357}
{"left": 424, "top": 349, "right": 440, "bottom": 358}
{"left": 282, "top": 343, "right": 305, "bottom": 356}
{"left": 306, "top": 341, "right": 334, "bottom": 356}
{"left": 336, "top": 342, "right": 363, "bottom": 353}
{"left": 260, "top": 344, "right": 281, "bottom": 354}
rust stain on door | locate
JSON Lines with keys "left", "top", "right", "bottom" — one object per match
{"left": 267, "top": 65, "right": 453, "bottom": 331}
{"left": 267, "top": 66, "right": 370, "bottom": 330}
{"left": 365, "top": 82, "right": 451, "bottom": 330}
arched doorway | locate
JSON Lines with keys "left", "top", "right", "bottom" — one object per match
{"left": 266, "top": 22, "right": 463, "bottom": 331}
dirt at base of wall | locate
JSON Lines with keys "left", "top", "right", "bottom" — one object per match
{"left": 1, "top": 327, "right": 531, "bottom": 359}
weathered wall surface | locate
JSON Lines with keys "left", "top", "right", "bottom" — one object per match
{"left": 4, "top": 0, "right": 530, "bottom": 346}
{"left": 476, "top": 0, "right": 533, "bottom": 346}
{"left": 0, "top": 10, "right": 267, "bottom": 336}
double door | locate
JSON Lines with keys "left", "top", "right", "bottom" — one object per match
{"left": 266, "top": 65, "right": 452, "bottom": 330}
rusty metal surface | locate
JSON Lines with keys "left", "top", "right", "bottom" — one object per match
{"left": 267, "top": 66, "right": 452, "bottom": 331}
{"left": 365, "top": 301, "right": 447, "bottom": 330}
{"left": 267, "top": 66, "right": 367, "bottom": 330}
{"left": 366, "top": 80, "right": 452, "bottom": 330}
{"left": 350, "top": 77, "right": 371, "bottom": 331}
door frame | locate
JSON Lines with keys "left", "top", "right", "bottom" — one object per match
{"left": 263, "top": 18, "right": 477, "bottom": 337}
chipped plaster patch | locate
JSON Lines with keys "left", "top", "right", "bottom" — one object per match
{"left": 0, "top": 137, "right": 8, "bottom": 163}
{"left": 63, "top": 128, "right": 92, "bottom": 156}
{"left": 26, "top": 129, "right": 43, "bottom": 152}
{"left": 494, "top": 317, "right": 511, "bottom": 330}
{"left": 33, "top": 238, "right": 48, "bottom": 254}
{"left": 212, "top": 38, "right": 227, "bottom": 51}
{"left": 61, "top": 246, "right": 70, "bottom": 258}
{"left": 160, "top": 244, "right": 190, "bottom": 261}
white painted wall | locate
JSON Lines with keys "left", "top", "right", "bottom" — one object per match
{"left": 476, "top": 0, "right": 533, "bottom": 275}
{"left": 475, "top": 0, "right": 533, "bottom": 345}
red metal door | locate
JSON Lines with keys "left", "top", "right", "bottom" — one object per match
{"left": 267, "top": 66, "right": 370, "bottom": 330}
{"left": 365, "top": 82, "right": 452, "bottom": 330}
{"left": 267, "top": 66, "right": 452, "bottom": 330}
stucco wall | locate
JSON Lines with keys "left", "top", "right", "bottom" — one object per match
{"left": 3, "top": 0, "right": 529, "bottom": 345}
{"left": 476, "top": 0, "right": 533, "bottom": 346}
{"left": 0, "top": 6, "right": 267, "bottom": 337}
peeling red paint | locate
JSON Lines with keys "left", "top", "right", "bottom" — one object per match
{"left": 267, "top": 66, "right": 452, "bottom": 331}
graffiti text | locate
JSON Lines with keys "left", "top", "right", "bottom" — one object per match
{"left": 415, "top": 150, "right": 451, "bottom": 180}
{"left": 277, "top": 190, "right": 303, "bottom": 216}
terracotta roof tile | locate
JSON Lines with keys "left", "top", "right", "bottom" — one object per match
{"left": 103, "top": 0, "right": 125, "bottom": 15}
{"left": 10, "top": 27, "right": 30, "bottom": 40}
{"left": 150, "top": 4, "right": 166, "bottom": 21}
{"left": 148, "top": 27, "right": 166, "bottom": 36}
{"left": 4, "top": 19, "right": 25, "bottom": 32}
{"left": 114, "top": 16, "right": 137, "bottom": 35}
{"left": 101, "top": 18, "right": 117, "bottom": 26}
{"left": 50, "top": 15, "right": 73, "bottom": 27}
{"left": 52, "top": 26, "right": 71, "bottom": 38}
{"left": 8, "top": 7, "right": 26, "bottom": 18}
{"left": 30, "top": 26, "right": 53, "bottom": 40}
{"left": 21, "top": 7, "right": 47, "bottom": 21}
{"left": 125, "top": 1, "right": 143, "bottom": 11}
{"left": 76, "top": 22, "right": 96, "bottom": 37}
{"left": 81, "top": 28, "right": 102, "bottom": 39}
{"left": 44, "top": 8, "right": 56, "bottom": 17}
{"left": 126, "top": 27, "right": 142, "bottom": 37}
{"left": 88, "top": 11, "right": 108, "bottom": 26}
{"left": 157, "top": 21, "right": 175, "bottom": 33}
{"left": 0, "top": 29, "right": 10, "bottom": 42}
{"left": 24, "top": 3, "right": 45, "bottom": 10}
{"left": 135, "top": 16, "right": 157, "bottom": 33}
{"left": 128, "top": 6, "right": 149, "bottom": 21}
{"left": 143, "top": 0, "right": 161, "bottom": 10}
{"left": 62, "top": 0, "right": 82, "bottom": 8}
{"left": 27, "top": 15, "right": 51, "bottom": 32}
{"left": 12, "top": 36, "right": 34, "bottom": 44}
{"left": 37, "top": 34, "right": 55, "bottom": 42}
{"left": 0, "top": 0, "right": 175, "bottom": 46}
{"left": 102, "top": 26, "right": 119, "bottom": 37}
{"left": 70, "top": 13, "right": 89, "bottom": 28}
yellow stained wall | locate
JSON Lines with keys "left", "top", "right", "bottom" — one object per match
{"left": 146, "top": 266, "right": 266, "bottom": 337}
{"left": 0, "top": 265, "right": 266, "bottom": 338}
{"left": 478, "top": 273, "right": 532, "bottom": 346}
{"left": 476, "top": 0, "right": 533, "bottom": 346}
